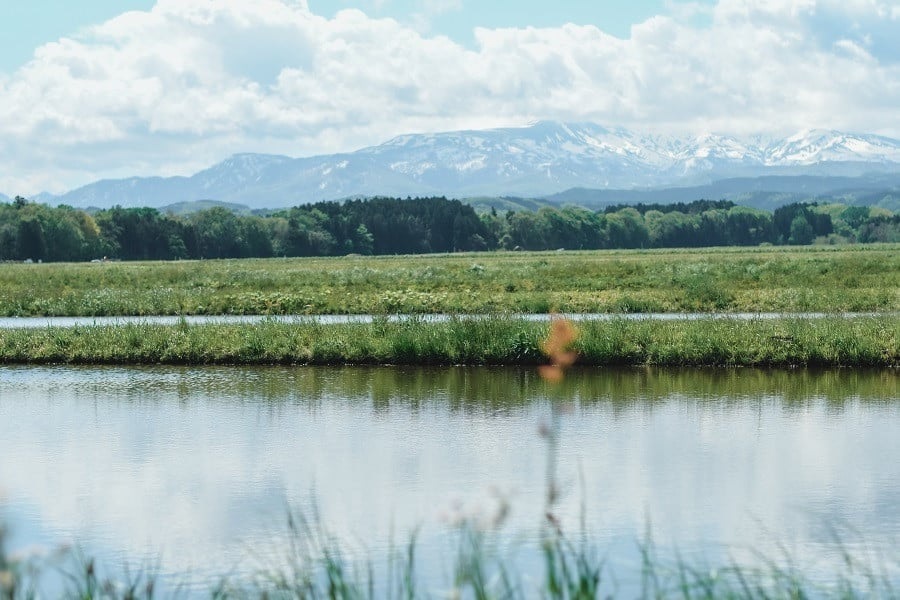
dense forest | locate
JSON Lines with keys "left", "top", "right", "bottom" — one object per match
{"left": 0, "top": 195, "right": 897, "bottom": 262}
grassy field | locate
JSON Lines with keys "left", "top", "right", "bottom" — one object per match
{"left": 0, "top": 244, "right": 898, "bottom": 316}
{"left": 0, "top": 315, "right": 896, "bottom": 366}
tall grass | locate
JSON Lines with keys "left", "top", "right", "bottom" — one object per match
{"left": 0, "top": 316, "right": 896, "bottom": 367}
{"left": 4, "top": 510, "right": 899, "bottom": 598}
{"left": 0, "top": 245, "right": 897, "bottom": 316}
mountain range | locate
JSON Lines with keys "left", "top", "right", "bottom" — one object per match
{"left": 18, "top": 121, "right": 900, "bottom": 209}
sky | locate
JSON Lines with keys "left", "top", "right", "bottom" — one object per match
{"left": 0, "top": 0, "right": 898, "bottom": 196}
{"left": 0, "top": 1, "right": 699, "bottom": 72}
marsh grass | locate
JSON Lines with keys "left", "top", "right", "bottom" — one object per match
{"left": 0, "top": 316, "right": 896, "bottom": 367}
{"left": 0, "top": 245, "right": 897, "bottom": 317}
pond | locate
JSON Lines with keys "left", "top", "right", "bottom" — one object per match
{"left": 1, "top": 366, "right": 898, "bottom": 594}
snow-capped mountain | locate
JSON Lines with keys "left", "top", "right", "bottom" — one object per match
{"left": 26, "top": 122, "right": 900, "bottom": 209}
{"left": 766, "top": 129, "right": 900, "bottom": 165}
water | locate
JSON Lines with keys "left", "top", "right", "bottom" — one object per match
{"left": 1, "top": 366, "right": 898, "bottom": 593}
{"left": 0, "top": 311, "right": 894, "bottom": 329}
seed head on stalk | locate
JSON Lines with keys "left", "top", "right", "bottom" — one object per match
{"left": 537, "top": 317, "right": 579, "bottom": 509}
{"left": 538, "top": 317, "right": 578, "bottom": 384}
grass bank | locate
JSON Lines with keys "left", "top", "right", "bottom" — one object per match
{"left": 0, "top": 316, "right": 896, "bottom": 366}
{"left": 0, "top": 245, "right": 897, "bottom": 316}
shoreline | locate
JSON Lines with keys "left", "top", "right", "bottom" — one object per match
{"left": 0, "top": 315, "right": 896, "bottom": 367}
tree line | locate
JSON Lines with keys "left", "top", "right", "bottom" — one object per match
{"left": 0, "top": 195, "right": 897, "bottom": 262}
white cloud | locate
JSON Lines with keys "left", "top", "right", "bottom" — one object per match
{"left": 0, "top": 0, "right": 898, "bottom": 195}
{"left": 411, "top": 0, "right": 463, "bottom": 32}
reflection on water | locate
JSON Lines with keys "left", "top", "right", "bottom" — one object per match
{"left": 0, "top": 366, "right": 898, "bottom": 591}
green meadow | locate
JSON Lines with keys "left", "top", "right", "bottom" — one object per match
{"left": 0, "top": 244, "right": 898, "bottom": 316}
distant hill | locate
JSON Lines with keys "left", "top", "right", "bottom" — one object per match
{"left": 29, "top": 121, "right": 900, "bottom": 209}
{"left": 159, "top": 199, "right": 254, "bottom": 216}
{"left": 852, "top": 191, "right": 900, "bottom": 211}
{"left": 463, "top": 196, "right": 557, "bottom": 213}
{"left": 0, "top": 192, "right": 9, "bottom": 203}
{"left": 547, "top": 173, "right": 900, "bottom": 212}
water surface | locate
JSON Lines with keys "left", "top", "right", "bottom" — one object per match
{"left": 0, "top": 311, "right": 893, "bottom": 329}
{"left": 1, "top": 366, "right": 898, "bottom": 592}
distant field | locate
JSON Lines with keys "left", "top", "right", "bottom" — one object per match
{"left": 0, "top": 244, "right": 898, "bottom": 317}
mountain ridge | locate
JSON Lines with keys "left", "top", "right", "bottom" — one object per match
{"left": 21, "top": 121, "right": 900, "bottom": 209}
{"left": 546, "top": 172, "right": 900, "bottom": 212}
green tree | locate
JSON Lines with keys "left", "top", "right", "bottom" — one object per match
{"left": 353, "top": 223, "right": 375, "bottom": 255}
{"left": 506, "top": 211, "right": 547, "bottom": 250}
{"left": 646, "top": 210, "right": 701, "bottom": 247}
{"left": 788, "top": 215, "right": 815, "bottom": 245}
{"left": 606, "top": 207, "right": 649, "bottom": 248}
{"left": 190, "top": 207, "right": 245, "bottom": 258}
{"left": 17, "top": 217, "right": 46, "bottom": 260}
{"left": 0, "top": 223, "right": 17, "bottom": 260}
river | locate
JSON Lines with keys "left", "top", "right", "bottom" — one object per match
{"left": 1, "top": 366, "right": 898, "bottom": 594}
{"left": 0, "top": 312, "right": 894, "bottom": 329}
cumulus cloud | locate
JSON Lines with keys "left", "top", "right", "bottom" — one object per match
{"left": 0, "top": 0, "right": 898, "bottom": 194}
{"left": 410, "top": 0, "right": 464, "bottom": 33}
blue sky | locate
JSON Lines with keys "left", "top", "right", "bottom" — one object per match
{"left": 1, "top": 1, "right": 155, "bottom": 73}
{"left": 0, "top": 0, "right": 897, "bottom": 195}
{"left": 307, "top": 0, "right": 705, "bottom": 43}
